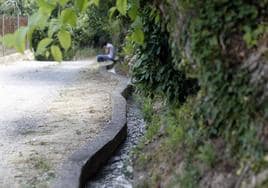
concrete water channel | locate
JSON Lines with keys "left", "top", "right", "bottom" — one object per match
{"left": 87, "top": 97, "right": 146, "bottom": 188}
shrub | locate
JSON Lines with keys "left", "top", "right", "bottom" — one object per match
{"left": 131, "top": 5, "right": 199, "bottom": 105}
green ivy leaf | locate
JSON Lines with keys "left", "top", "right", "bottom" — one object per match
{"left": 60, "top": 8, "right": 77, "bottom": 27}
{"left": 51, "top": 45, "right": 63, "bottom": 62}
{"left": 37, "top": 38, "right": 53, "bottom": 55}
{"left": 15, "top": 27, "right": 28, "bottom": 53}
{"left": 75, "top": 0, "right": 88, "bottom": 12}
{"left": 131, "top": 28, "right": 144, "bottom": 44}
{"left": 116, "top": 0, "right": 127, "bottom": 16}
{"left": 58, "top": 30, "right": 71, "bottom": 51}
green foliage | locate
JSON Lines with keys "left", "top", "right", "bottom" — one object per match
{"left": 89, "top": 0, "right": 100, "bottom": 6}
{"left": 127, "top": 0, "right": 139, "bottom": 21}
{"left": 132, "top": 1, "right": 268, "bottom": 186}
{"left": 145, "top": 115, "right": 161, "bottom": 142}
{"left": 164, "top": 100, "right": 195, "bottom": 150}
{"left": 58, "top": 30, "right": 72, "bottom": 51}
{"left": 31, "top": 28, "right": 74, "bottom": 61}
{"left": 243, "top": 25, "right": 268, "bottom": 48}
{"left": 73, "top": 2, "right": 112, "bottom": 48}
{"left": 0, "top": 0, "right": 37, "bottom": 16}
{"left": 1, "top": 0, "right": 114, "bottom": 61}
{"left": 131, "top": 28, "right": 144, "bottom": 45}
{"left": 134, "top": 93, "right": 154, "bottom": 122}
{"left": 75, "top": 0, "right": 88, "bottom": 12}
{"left": 19, "top": 0, "right": 38, "bottom": 16}
{"left": 179, "top": 0, "right": 268, "bottom": 163}
{"left": 178, "top": 163, "right": 200, "bottom": 188}
{"left": 58, "top": 0, "right": 69, "bottom": 7}
{"left": 116, "top": 0, "right": 127, "bottom": 16}
{"left": 4, "top": 0, "right": 268, "bottom": 185}
{"left": 133, "top": 95, "right": 202, "bottom": 187}
{"left": 1, "top": 34, "right": 16, "bottom": 48}
{"left": 196, "top": 142, "right": 216, "bottom": 168}
{"left": 1, "top": 0, "right": 138, "bottom": 61}
{"left": 61, "top": 8, "right": 77, "bottom": 27}
{"left": 36, "top": 38, "right": 53, "bottom": 55}
{"left": 131, "top": 5, "right": 199, "bottom": 104}
{"left": 51, "top": 45, "right": 63, "bottom": 62}
{"left": 14, "top": 27, "right": 28, "bottom": 53}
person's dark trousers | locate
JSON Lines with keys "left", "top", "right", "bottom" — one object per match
{"left": 97, "top": 55, "right": 114, "bottom": 62}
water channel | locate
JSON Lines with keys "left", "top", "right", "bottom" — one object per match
{"left": 86, "top": 97, "right": 146, "bottom": 188}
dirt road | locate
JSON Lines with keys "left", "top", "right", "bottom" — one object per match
{"left": 0, "top": 59, "right": 118, "bottom": 187}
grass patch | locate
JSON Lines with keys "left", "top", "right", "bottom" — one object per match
{"left": 145, "top": 115, "right": 161, "bottom": 141}
{"left": 132, "top": 91, "right": 268, "bottom": 187}
{"left": 134, "top": 94, "right": 154, "bottom": 122}
{"left": 30, "top": 156, "right": 51, "bottom": 172}
{"left": 177, "top": 162, "right": 200, "bottom": 188}
{"left": 132, "top": 95, "right": 214, "bottom": 187}
{"left": 196, "top": 142, "right": 216, "bottom": 168}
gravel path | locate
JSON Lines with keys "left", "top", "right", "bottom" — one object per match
{"left": 0, "top": 58, "right": 118, "bottom": 187}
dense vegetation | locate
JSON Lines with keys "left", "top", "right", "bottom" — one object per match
{"left": 0, "top": 0, "right": 36, "bottom": 16}
{"left": 1, "top": 0, "right": 268, "bottom": 187}
{"left": 130, "top": 1, "right": 268, "bottom": 187}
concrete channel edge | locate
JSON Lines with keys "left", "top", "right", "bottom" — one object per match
{"left": 53, "top": 63, "right": 132, "bottom": 188}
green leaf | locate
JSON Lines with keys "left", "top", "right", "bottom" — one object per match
{"left": 28, "top": 11, "right": 49, "bottom": 29}
{"left": 109, "top": 7, "right": 118, "bottom": 19}
{"left": 116, "top": 0, "right": 128, "bottom": 16}
{"left": 51, "top": 45, "right": 63, "bottom": 62}
{"left": 60, "top": 8, "right": 77, "bottom": 27}
{"left": 37, "top": 38, "right": 53, "bottom": 55}
{"left": 131, "top": 28, "right": 144, "bottom": 44}
{"left": 75, "top": 0, "right": 88, "bottom": 12}
{"left": 15, "top": 27, "right": 28, "bottom": 53}
{"left": 131, "top": 16, "right": 143, "bottom": 29}
{"left": 27, "top": 27, "right": 35, "bottom": 49}
{"left": 243, "top": 31, "right": 253, "bottom": 47}
{"left": 37, "top": 0, "right": 56, "bottom": 15}
{"left": 58, "top": 30, "right": 71, "bottom": 51}
{"left": 89, "top": 0, "right": 100, "bottom": 6}
{"left": 57, "top": 0, "right": 69, "bottom": 6}
{"left": 48, "top": 19, "right": 61, "bottom": 38}
{"left": 128, "top": 1, "right": 139, "bottom": 21}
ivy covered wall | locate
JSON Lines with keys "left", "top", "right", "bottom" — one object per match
{"left": 130, "top": 0, "right": 268, "bottom": 187}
